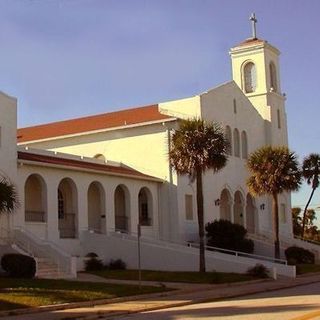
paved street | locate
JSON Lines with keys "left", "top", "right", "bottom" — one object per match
{"left": 114, "top": 282, "right": 320, "bottom": 320}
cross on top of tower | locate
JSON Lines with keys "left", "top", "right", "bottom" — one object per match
{"left": 249, "top": 13, "right": 257, "bottom": 39}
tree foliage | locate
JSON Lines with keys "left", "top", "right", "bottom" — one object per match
{"left": 169, "top": 119, "right": 229, "bottom": 176}
{"left": 169, "top": 118, "right": 228, "bottom": 272}
{"left": 0, "top": 177, "right": 18, "bottom": 214}
{"left": 205, "top": 220, "right": 254, "bottom": 253}
{"left": 301, "top": 153, "right": 320, "bottom": 238}
{"left": 247, "top": 146, "right": 301, "bottom": 259}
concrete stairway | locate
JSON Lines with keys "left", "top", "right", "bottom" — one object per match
{"left": 36, "top": 258, "right": 66, "bottom": 279}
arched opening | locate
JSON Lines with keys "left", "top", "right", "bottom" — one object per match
{"left": 241, "top": 131, "right": 248, "bottom": 159}
{"left": 88, "top": 182, "right": 106, "bottom": 234}
{"left": 220, "top": 189, "right": 232, "bottom": 221}
{"left": 114, "top": 185, "right": 130, "bottom": 232}
{"left": 269, "top": 62, "right": 277, "bottom": 92}
{"left": 233, "top": 128, "right": 240, "bottom": 157}
{"left": 233, "top": 191, "right": 244, "bottom": 226}
{"left": 138, "top": 187, "right": 153, "bottom": 226}
{"left": 225, "top": 126, "right": 232, "bottom": 156}
{"left": 243, "top": 62, "right": 256, "bottom": 93}
{"left": 246, "top": 194, "right": 256, "bottom": 233}
{"left": 25, "top": 174, "right": 47, "bottom": 222}
{"left": 58, "top": 178, "right": 78, "bottom": 238}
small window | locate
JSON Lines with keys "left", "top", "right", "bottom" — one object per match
{"left": 277, "top": 109, "right": 281, "bottom": 129}
{"left": 233, "top": 99, "right": 237, "bottom": 114}
{"left": 185, "top": 194, "right": 193, "bottom": 220}
{"left": 280, "top": 203, "right": 286, "bottom": 223}
{"left": 243, "top": 62, "right": 257, "bottom": 93}
{"left": 94, "top": 154, "right": 106, "bottom": 161}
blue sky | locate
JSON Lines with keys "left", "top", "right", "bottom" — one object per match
{"left": 0, "top": 0, "right": 319, "bottom": 211}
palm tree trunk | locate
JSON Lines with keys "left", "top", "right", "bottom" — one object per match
{"left": 272, "top": 193, "right": 280, "bottom": 259}
{"left": 301, "top": 187, "right": 316, "bottom": 239}
{"left": 196, "top": 168, "right": 205, "bottom": 273}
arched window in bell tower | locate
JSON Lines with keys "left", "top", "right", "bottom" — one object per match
{"left": 243, "top": 62, "right": 256, "bottom": 93}
{"left": 269, "top": 62, "right": 277, "bottom": 92}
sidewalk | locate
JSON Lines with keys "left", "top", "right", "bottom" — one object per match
{"left": 2, "top": 273, "right": 320, "bottom": 320}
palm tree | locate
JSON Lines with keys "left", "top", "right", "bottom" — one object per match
{"left": 169, "top": 118, "right": 228, "bottom": 272}
{"left": 0, "top": 176, "right": 18, "bottom": 214}
{"left": 301, "top": 154, "right": 320, "bottom": 238}
{"left": 292, "top": 207, "right": 302, "bottom": 236}
{"left": 247, "top": 146, "right": 301, "bottom": 259}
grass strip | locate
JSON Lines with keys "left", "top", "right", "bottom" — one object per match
{"left": 296, "top": 264, "right": 320, "bottom": 275}
{"left": 91, "top": 269, "right": 256, "bottom": 284}
{"left": 0, "top": 277, "right": 168, "bottom": 311}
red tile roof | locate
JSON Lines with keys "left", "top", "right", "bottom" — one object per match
{"left": 234, "top": 38, "right": 265, "bottom": 48}
{"left": 18, "top": 104, "right": 174, "bottom": 143}
{"left": 18, "top": 151, "right": 161, "bottom": 182}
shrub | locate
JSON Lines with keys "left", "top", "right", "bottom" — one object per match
{"left": 205, "top": 219, "right": 254, "bottom": 253}
{"left": 285, "top": 246, "right": 315, "bottom": 265}
{"left": 247, "top": 264, "right": 270, "bottom": 278}
{"left": 1, "top": 253, "right": 36, "bottom": 278}
{"left": 107, "top": 259, "right": 126, "bottom": 270}
{"left": 85, "top": 252, "right": 99, "bottom": 258}
{"left": 85, "top": 257, "right": 104, "bottom": 271}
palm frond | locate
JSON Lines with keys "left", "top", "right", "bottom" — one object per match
{"left": 246, "top": 145, "right": 301, "bottom": 196}
{"left": 0, "top": 177, "right": 19, "bottom": 213}
{"left": 169, "top": 118, "right": 229, "bottom": 176}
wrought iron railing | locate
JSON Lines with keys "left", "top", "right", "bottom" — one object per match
{"left": 25, "top": 211, "right": 46, "bottom": 223}
{"left": 59, "top": 213, "right": 76, "bottom": 238}
{"left": 115, "top": 215, "right": 128, "bottom": 232}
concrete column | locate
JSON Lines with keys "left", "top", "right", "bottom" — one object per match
{"left": 130, "top": 186, "right": 139, "bottom": 235}
{"left": 46, "top": 180, "right": 59, "bottom": 242}
{"left": 105, "top": 185, "right": 115, "bottom": 233}
{"left": 77, "top": 182, "right": 88, "bottom": 235}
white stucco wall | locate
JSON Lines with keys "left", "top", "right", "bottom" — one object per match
{"left": 0, "top": 92, "right": 18, "bottom": 235}
{"left": 17, "top": 158, "right": 161, "bottom": 256}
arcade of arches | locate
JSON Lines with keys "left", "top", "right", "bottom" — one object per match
{"left": 219, "top": 188, "right": 257, "bottom": 233}
{"left": 24, "top": 173, "right": 154, "bottom": 239}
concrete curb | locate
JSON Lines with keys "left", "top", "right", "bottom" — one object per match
{"left": 0, "top": 278, "right": 269, "bottom": 318}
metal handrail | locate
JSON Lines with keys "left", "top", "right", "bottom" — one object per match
{"left": 12, "top": 226, "right": 74, "bottom": 276}
{"left": 294, "top": 235, "right": 320, "bottom": 246}
{"left": 104, "top": 227, "right": 287, "bottom": 265}
{"left": 204, "top": 244, "right": 287, "bottom": 265}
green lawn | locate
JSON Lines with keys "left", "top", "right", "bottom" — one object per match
{"left": 0, "top": 277, "right": 168, "bottom": 311}
{"left": 91, "top": 269, "right": 256, "bottom": 284}
{"left": 296, "top": 264, "right": 320, "bottom": 275}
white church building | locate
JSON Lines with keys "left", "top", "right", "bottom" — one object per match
{"left": 1, "top": 24, "right": 315, "bottom": 278}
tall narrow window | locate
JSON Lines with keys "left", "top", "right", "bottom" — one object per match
{"left": 185, "top": 194, "right": 193, "bottom": 221}
{"left": 243, "top": 62, "right": 256, "bottom": 93}
{"left": 225, "top": 126, "right": 232, "bottom": 156}
{"left": 233, "top": 128, "right": 240, "bottom": 157}
{"left": 233, "top": 99, "right": 237, "bottom": 114}
{"left": 277, "top": 109, "right": 281, "bottom": 129}
{"left": 269, "top": 62, "right": 277, "bottom": 92}
{"left": 241, "top": 131, "right": 248, "bottom": 159}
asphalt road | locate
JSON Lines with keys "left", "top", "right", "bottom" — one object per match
{"left": 114, "top": 282, "right": 320, "bottom": 320}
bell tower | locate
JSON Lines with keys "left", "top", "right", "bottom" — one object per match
{"left": 230, "top": 14, "right": 288, "bottom": 146}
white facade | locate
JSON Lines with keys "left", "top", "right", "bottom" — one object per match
{"left": 0, "top": 36, "right": 298, "bottom": 275}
